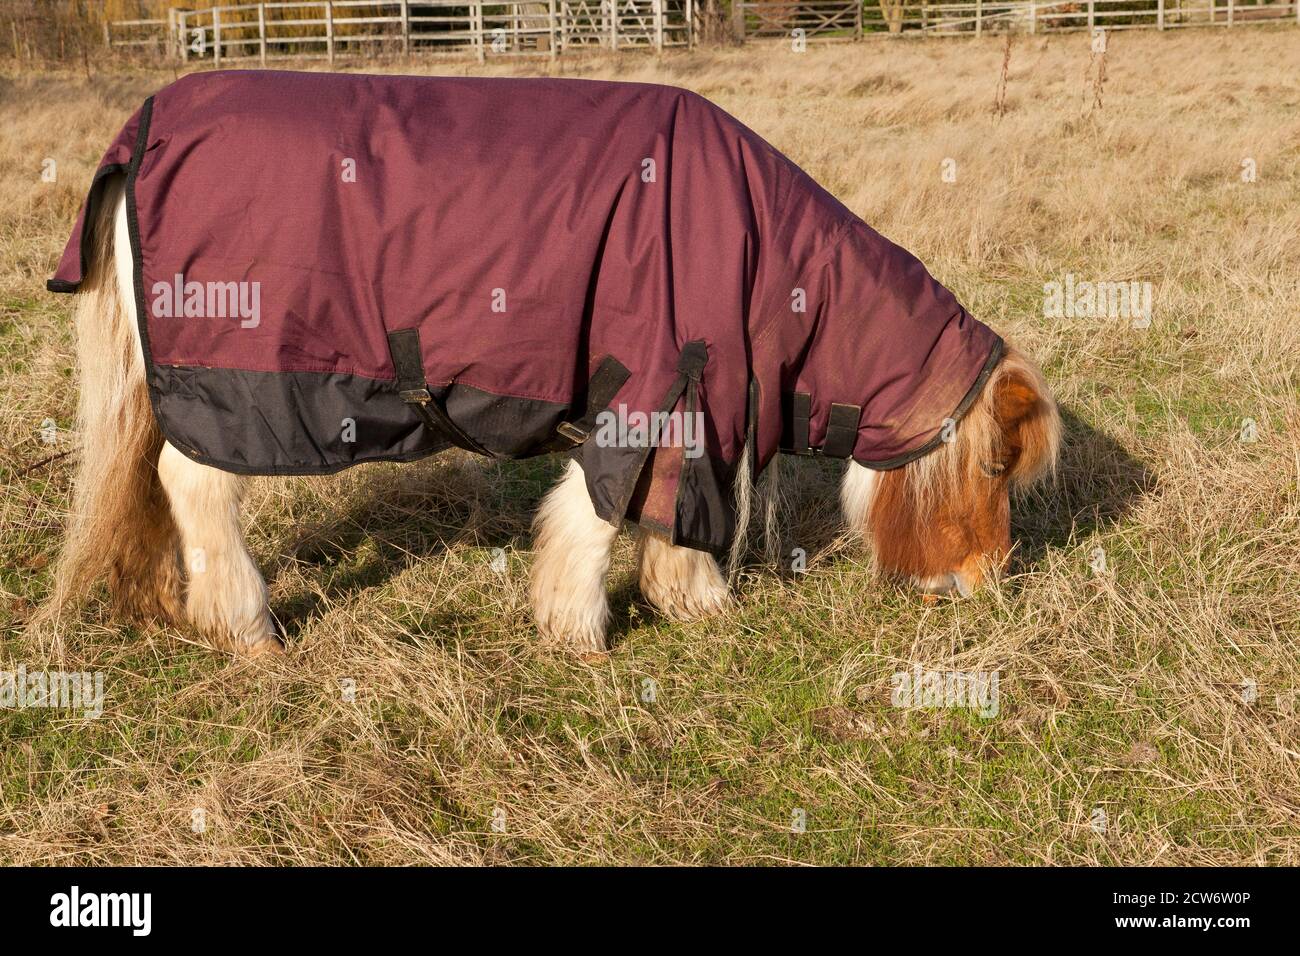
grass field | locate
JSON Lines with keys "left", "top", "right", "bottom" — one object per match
{"left": 1, "top": 27, "right": 1298, "bottom": 865}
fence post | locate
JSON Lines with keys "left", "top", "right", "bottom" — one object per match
{"left": 654, "top": 0, "right": 664, "bottom": 51}
{"left": 1029, "top": 2, "right": 1036, "bottom": 33}
{"left": 1088, "top": 0, "right": 1095, "bottom": 29}
{"left": 686, "top": 0, "right": 694, "bottom": 48}
{"left": 1227, "top": 0, "right": 1233, "bottom": 25}
{"left": 855, "top": 0, "right": 863, "bottom": 39}
{"left": 325, "top": 2, "right": 335, "bottom": 63}
{"left": 259, "top": 4, "right": 267, "bottom": 65}
{"left": 1157, "top": 0, "right": 1164, "bottom": 29}
{"left": 103, "top": 20, "right": 110, "bottom": 47}
{"left": 610, "top": 0, "right": 618, "bottom": 49}
{"left": 551, "top": 0, "right": 560, "bottom": 59}
{"left": 400, "top": 0, "right": 409, "bottom": 55}
{"left": 213, "top": 7, "right": 221, "bottom": 66}
{"left": 180, "top": 10, "right": 188, "bottom": 61}
{"left": 976, "top": 0, "right": 982, "bottom": 36}
{"left": 475, "top": 0, "right": 485, "bottom": 62}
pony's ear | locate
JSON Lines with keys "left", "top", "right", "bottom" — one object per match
{"left": 993, "top": 352, "right": 1061, "bottom": 490}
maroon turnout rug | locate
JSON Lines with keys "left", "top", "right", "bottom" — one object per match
{"left": 50, "top": 71, "right": 1001, "bottom": 554}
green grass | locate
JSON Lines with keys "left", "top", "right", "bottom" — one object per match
{"left": 2, "top": 32, "right": 1299, "bottom": 864}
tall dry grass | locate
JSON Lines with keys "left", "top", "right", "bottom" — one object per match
{"left": 1, "top": 28, "right": 1298, "bottom": 864}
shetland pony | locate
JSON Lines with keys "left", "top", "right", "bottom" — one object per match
{"left": 42, "top": 176, "right": 1061, "bottom": 655}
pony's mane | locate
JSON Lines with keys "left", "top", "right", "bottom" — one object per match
{"left": 902, "top": 345, "right": 1061, "bottom": 518}
{"left": 731, "top": 345, "right": 1060, "bottom": 578}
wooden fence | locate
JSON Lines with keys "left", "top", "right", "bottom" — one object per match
{"left": 107, "top": 1, "right": 694, "bottom": 61}
{"left": 105, "top": 0, "right": 1299, "bottom": 56}
{"left": 731, "top": 0, "right": 1299, "bottom": 39}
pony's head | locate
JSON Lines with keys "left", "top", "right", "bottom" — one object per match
{"left": 842, "top": 347, "right": 1061, "bottom": 596}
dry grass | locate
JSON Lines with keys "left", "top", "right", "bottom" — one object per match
{"left": 2, "top": 28, "right": 1299, "bottom": 865}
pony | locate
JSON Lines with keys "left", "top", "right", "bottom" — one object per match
{"left": 42, "top": 172, "right": 1059, "bottom": 656}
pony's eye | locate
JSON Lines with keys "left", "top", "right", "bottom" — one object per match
{"left": 982, "top": 462, "right": 1007, "bottom": 478}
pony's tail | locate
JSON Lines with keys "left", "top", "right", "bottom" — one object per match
{"left": 725, "top": 443, "right": 754, "bottom": 582}
{"left": 36, "top": 176, "right": 182, "bottom": 631}
{"left": 725, "top": 443, "right": 789, "bottom": 582}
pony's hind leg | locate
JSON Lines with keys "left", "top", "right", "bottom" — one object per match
{"left": 637, "top": 531, "right": 730, "bottom": 621}
{"left": 530, "top": 460, "right": 619, "bottom": 653}
{"left": 157, "top": 442, "right": 280, "bottom": 655}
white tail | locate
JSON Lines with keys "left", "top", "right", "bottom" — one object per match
{"left": 38, "top": 179, "right": 280, "bottom": 655}
{"left": 37, "top": 176, "right": 183, "bottom": 629}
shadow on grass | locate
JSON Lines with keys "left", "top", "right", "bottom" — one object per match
{"left": 266, "top": 406, "right": 1151, "bottom": 643}
{"left": 1011, "top": 405, "right": 1155, "bottom": 568}
{"left": 604, "top": 578, "right": 645, "bottom": 652}
{"left": 269, "top": 455, "right": 562, "bottom": 640}
{"left": 728, "top": 404, "right": 1154, "bottom": 579}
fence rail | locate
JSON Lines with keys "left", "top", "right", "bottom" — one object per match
{"left": 734, "top": 0, "right": 1298, "bottom": 38}
{"left": 105, "top": 0, "right": 1299, "bottom": 56}
{"left": 106, "top": 1, "right": 693, "bottom": 61}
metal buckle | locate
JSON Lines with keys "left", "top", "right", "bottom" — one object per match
{"left": 399, "top": 387, "right": 432, "bottom": 405}
{"left": 556, "top": 421, "right": 588, "bottom": 444}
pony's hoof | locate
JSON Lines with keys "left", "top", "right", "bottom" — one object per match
{"left": 535, "top": 619, "right": 608, "bottom": 655}
{"left": 240, "top": 616, "right": 286, "bottom": 658}
{"left": 641, "top": 571, "right": 732, "bottom": 622}
{"left": 637, "top": 535, "right": 732, "bottom": 622}
{"left": 242, "top": 637, "right": 286, "bottom": 658}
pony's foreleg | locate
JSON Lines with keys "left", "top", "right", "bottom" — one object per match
{"left": 530, "top": 460, "right": 619, "bottom": 653}
{"left": 637, "top": 532, "right": 731, "bottom": 621}
{"left": 157, "top": 442, "right": 280, "bottom": 654}
{"left": 841, "top": 461, "right": 879, "bottom": 536}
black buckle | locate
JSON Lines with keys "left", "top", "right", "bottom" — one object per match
{"left": 551, "top": 354, "right": 631, "bottom": 448}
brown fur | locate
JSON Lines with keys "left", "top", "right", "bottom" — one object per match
{"left": 866, "top": 346, "right": 1061, "bottom": 588}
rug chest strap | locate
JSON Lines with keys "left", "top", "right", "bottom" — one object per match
{"left": 554, "top": 355, "right": 632, "bottom": 446}
{"left": 781, "top": 391, "right": 812, "bottom": 454}
{"left": 821, "top": 402, "right": 862, "bottom": 459}
{"left": 386, "top": 329, "right": 491, "bottom": 456}
{"left": 780, "top": 392, "right": 860, "bottom": 458}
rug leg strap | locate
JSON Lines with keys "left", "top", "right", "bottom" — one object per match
{"left": 553, "top": 354, "right": 632, "bottom": 446}
{"left": 386, "top": 328, "right": 492, "bottom": 457}
{"left": 642, "top": 341, "right": 708, "bottom": 446}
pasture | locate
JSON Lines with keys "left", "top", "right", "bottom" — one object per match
{"left": 1, "top": 27, "right": 1298, "bottom": 865}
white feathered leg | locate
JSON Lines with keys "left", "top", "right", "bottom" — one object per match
{"left": 530, "top": 460, "right": 619, "bottom": 653}
{"left": 637, "top": 531, "right": 731, "bottom": 621}
{"left": 157, "top": 442, "right": 280, "bottom": 654}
